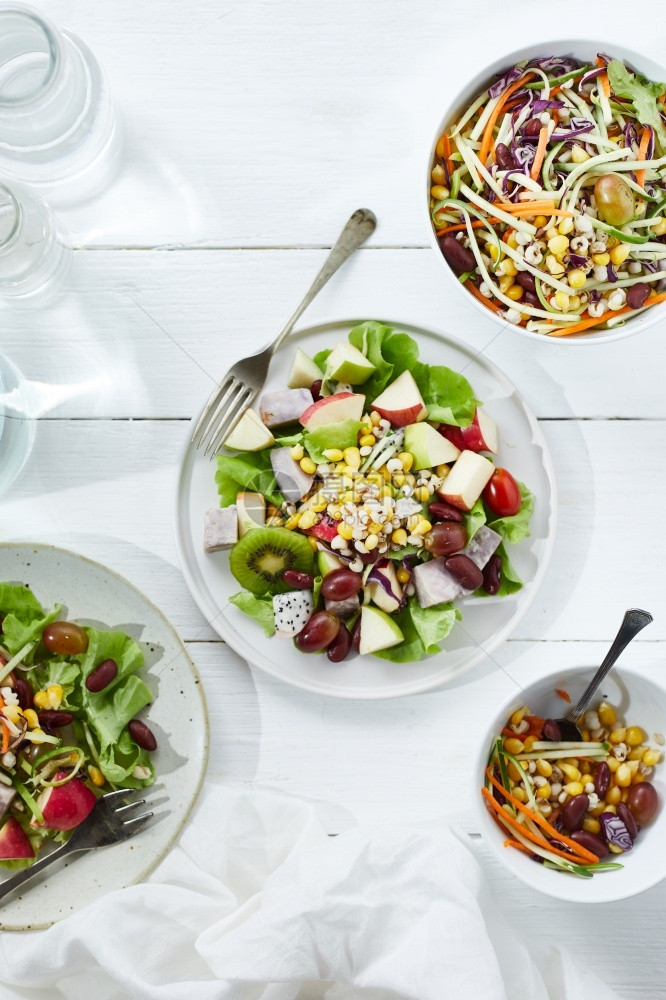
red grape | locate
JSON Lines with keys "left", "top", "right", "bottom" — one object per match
{"left": 424, "top": 522, "right": 467, "bottom": 557}
{"left": 483, "top": 468, "right": 522, "bottom": 517}
{"left": 351, "top": 618, "right": 362, "bottom": 652}
{"left": 327, "top": 624, "right": 352, "bottom": 662}
{"left": 295, "top": 612, "right": 340, "bottom": 652}
{"left": 627, "top": 782, "right": 659, "bottom": 825}
{"left": 42, "top": 621, "right": 89, "bottom": 655}
{"left": 321, "top": 569, "right": 362, "bottom": 602}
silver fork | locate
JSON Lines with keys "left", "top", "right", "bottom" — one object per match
{"left": 0, "top": 789, "right": 153, "bottom": 903}
{"left": 192, "top": 207, "right": 377, "bottom": 456}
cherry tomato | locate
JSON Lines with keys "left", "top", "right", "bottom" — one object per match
{"left": 483, "top": 468, "right": 522, "bottom": 517}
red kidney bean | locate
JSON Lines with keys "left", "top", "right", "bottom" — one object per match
{"left": 310, "top": 379, "right": 322, "bottom": 401}
{"left": 524, "top": 117, "right": 543, "bottom": 137}
{"left": 482, "top": 554, "right": 502, "bottom": 596}
{"left": 523, "top": 291, "right": 540, "bottom": 308}
{"left": 128, "top": 719, "right": 157, "bottom": 752}
{"left": 327, "top": 624, "right": 352, "bottom": 663}
{"left": 594, "top": 761, "right": 611, "bottom": 799}
{"left": 616, "top": 802, "right": 639, "bottom": 841}
{"left": 438, "top": 234, "right": 476, "bottom": 275}
{"left": 445, "top": 554, "right": 483, "bottom": 590}
{"left": 516, "top": 271, "right": 536, "bottom": 293}
{"left": 626, "top": 282, "right": 650, "bottom": 309}
{"left": 428, "top": 501, "right": 464, "bottom": 523}
{"left": 14, "top": 678, "right": 34, "bottom": 711}
{"left": 542, "top": 718, "right": 562, "bottom": 742}
{"left": 495, "top": 143, "right": 516, "bottom": 171}
{"left": 561, "top": 794, "right": 589, "bottom": 832}
{"left": 570, "top": 829, "right": 609, "bottom": 859}
{"left": 283, "top": 570, "right": 315, "bottom": 590}
{"left": 85, "top": 658, "right": 118, "bottom": 693}
{"left": 37, "top": 710, "right": 74, "bottom": 728}
{"left": 358, "top": 548, "right": 380, "bottom": 565}
{"left": 351, "top": 618, "right": 362, "bottom": 652}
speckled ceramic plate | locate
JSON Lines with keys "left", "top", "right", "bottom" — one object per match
{"left": 0, "top": 543, "right": 208, "bottom": 931}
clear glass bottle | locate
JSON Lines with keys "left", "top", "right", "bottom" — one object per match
{"left": 0, "top": 4, "right": 121, "bottom": 204}
{"left": 0, "top": 179, "right": 69, "bottom": 301}
{"left": 0, "top": 353, "right": 34, "bottom": 497}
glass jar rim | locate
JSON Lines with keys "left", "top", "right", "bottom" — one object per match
{"left": 0, "top": 183, "right": 21, "bottom": 249}
{"left": 0, "top": 6, "right": 60, "bottom": 107}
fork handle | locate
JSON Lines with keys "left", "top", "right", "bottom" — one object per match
{"left": 0, "top": 839, "right": 80, "bottom": 904}
{"left": 270, "top": 208, "right": 377, "bottom": 352}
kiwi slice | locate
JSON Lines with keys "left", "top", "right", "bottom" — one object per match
{"left": 229, "top": 527, "right": 315, "bottom": 596}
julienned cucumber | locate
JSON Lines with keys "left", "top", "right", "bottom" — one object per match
{"left": 591, "top": 217, "right": 650, "bottom": 244}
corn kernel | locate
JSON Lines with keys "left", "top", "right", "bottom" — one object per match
{"left": 605, "top": 803, "right": 618, "bottom": 815}
{"left": 629, "top": 745, "right": 646, "bottom": 761}
{"left": 393, "top": 453, "right": 411, "bottom": 474}
{"left": 369, "top": 411, "right": 381, "bottom": 426}
{"left": 506, "top": 233, "right": 519, "bottom": 249}
{"left": 362, "top": 533, "right": 378, "bottom": 552}
{"left": 431, "top": 184, "right": 450, "bottom": 201}
{"left": 654, "top": 218, "right": 666, "bottom": 236}
{"left": 499, "top": 274, "right": 514, "bottom": 294}
{"left": 88, "top": 765, "right": 105, "bottom": 787}
{"left": 548, "top": 234, "right": 569, "bottom": 257}
{"left": 340, "top": 447, "right": 359, "bottom": 470}
{"left": 23, "top": 708, "right": 39, "bottom": 729}
{"left": 396, "top": 567, "right": 411, "bottom": 584}
{"left": 535, "top": 759, "right": 552, "bottom": 778}
{"left": 359, "top": 434, "right": 376, "bottom": 448}
{"left": 591, "top": 252, "right": 610, "bottom": 266}
{"left": 583, "top": 816, "right": 601, "bottom": 834}
{"left": 46, "top": 684, "right": 63, "bottom": 709}
{"left": 607, "top": 755, "right": 620, "bottom": 773}
{"left": 567, "top": 268, "right": 586, "bottom": 289}
{"left": 503, "top": 738, "right": 524, "bottom": 755}
{"left": 571, "top": 145, "right": 590, "bottom": 163}
{"left": 554, "top": 290, "right": 570, "bottom": 311}
{"left": 643, "top": 748, "right": 662, "bottom": 767}
{"left": 579, "top": 760, "right": 591, "bottom": 775}
{"left": 626, "top": 759, "right": 639, "bottom": 776}
{"left": 558, "top": 217, "right": 574, "bottom": 235}
{"left": 610, "top": 728, "right": 627, "bottom": 744}
{"left": 545, "top": 255, "right": 565, "bottom": 275}
{"left": 582, "top": 729, "right": 591, "bottom": 742}
{"left": 2, "top": 704, "right": 22, "bottom": 724}
{"left": 392, "top": 528, "right": 408, "bottom": 546}
{"left": 523, "top": 735, "right": 537, "bottom": 752}
{"left": 411, "top": 518, "right": 432, "bottom": 536}
{"left": 289, "top": 444, "right": 304, "bottom": 461}
{"left": 431, "top": 164, "right": 446, "bottom": 185}
{"left": 33, "top": 690, "right": 49, "bottom": 709}
{"left": 512, "top": 785, "right": 528, "bottom": 804}
{"left": 435, "top": 464, "right": 450, "bottom": 479}
{"left": 559, "top": 763, "right": 581, "bottom": 782}
{"left": 534, "top": 215, "right": 548, "bottom": 228}
{"left": 498, "top": 259, "right": 518, "bottom": 277}
{"left": 597, "top": 702, "right": 616, "bottom": 726}
{"left": 608, "top": 842, "right": 623, "bottom": 854}
{"left": 564, "top": 781, "right": 584, "bottom": 796}
{"left": 510, "top": 707, "right": 526, "bottom": 727}
{"left": 536, "top": 782, "right": 551, "bottom": 800}
{"left": 299, "top": 456, "right": 316, "bottom": 475}
{"left": 380, "top": 485, "right": 394, "bottom": 499}
{"left": 632, "top": 772, "right": 645, "bottom": 785}
{"left": 625, "top": 726, "right": 644, "bottom": 747}
{"left": 569, "top": 294, "right": 582, "bottom": 312}
{"left": 322, "top": 448, "right": 344, "bottom": 462}
{"left": 298, "top": 509, "right": 319, "bottom": 531}
{"left": 488, "top": 243, "right": 501, "bottom": 264}
{"left": 337, "top": 522, "right": 354, "bottom": 541}
{"left": 506, "top": 284, "right": 524, "bottom": 301}
{"left": 616, "top": 763, "right": 632, "bottom": 787}
{"left": 609, "top": 243, "right": 631, "bottom": 267}
{"left": 393, "top": 473, "right": 406, "bottom": 488}
{"left": 507, "top": 762, "right": 523, "bottom": 783}
{"left": 590, "top": 801, "right": 607, "bottom": 817}
{"left": 414, "top": 486, "right": 430, "bottom": 502}
{"left": 546, "top": 227, "right": 559, "bottom": 240}
{"left": 405, "top": 474, "right": 416, "bottom": 487}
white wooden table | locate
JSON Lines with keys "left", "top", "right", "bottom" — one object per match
{"left": 2, "top": 2, "right": 666, "bottom": 995}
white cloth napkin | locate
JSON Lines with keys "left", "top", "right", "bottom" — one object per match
{"left": 0, "top": 785, "right": 621, "bottom": 1000}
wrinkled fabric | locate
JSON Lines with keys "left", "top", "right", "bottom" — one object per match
{"left": 0, "top": 785, "right": 622, "bottom": 1000}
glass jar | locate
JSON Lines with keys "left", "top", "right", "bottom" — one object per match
{"left": 0, "top": 353, "right": 34, "bottom": 497}
{"left": 0, "top": 179, "right": 69, "bottom": 301}
{"left": 0, "top": 4, "right": 121, "bottom": 204}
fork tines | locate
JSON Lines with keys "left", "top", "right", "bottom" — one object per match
{"left": 192, "top": 373, "right": 255, "bottom": 457}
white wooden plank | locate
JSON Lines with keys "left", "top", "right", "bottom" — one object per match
{"left": 2, "top": 416, "right": 665, "bottom": 642}
{"left": 2, "top": 249, "right": 666, "bottom": 420}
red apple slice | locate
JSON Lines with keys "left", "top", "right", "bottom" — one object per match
{"left": 371, "top": 372, "right": 427, "bottom": 427}
{"left": 31, "top": 771, "right": 97, "bottom": 831}
{"left": 437, "top": 450, "right": 495, "bottom": 511}
{"left": 438, "top": 423, "right": 466, "bottom": 451}
{"left": 308, "top": 514, "right": 339, "bottom": 542}
{"left": 299, "top": 392, "right": 366, "bottom": 430}
{"left": 439, "top": 408, "right": 498, "bottom": 454}
{"left": 0, "top": 817, "right": 34, "bottom": 859}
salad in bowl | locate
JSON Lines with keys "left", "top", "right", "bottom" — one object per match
{"left": 429, "top": 51, "right": 666, "bottom": 339}
{"left": 204, "top": 321, "right": 534, "bottom": 664}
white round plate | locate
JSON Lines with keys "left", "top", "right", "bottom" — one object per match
{"left": 0, "top": 543, "right": 208, "bottom": 930}
{"left": 175, "top": 319, "right": 556, "bottom": 699}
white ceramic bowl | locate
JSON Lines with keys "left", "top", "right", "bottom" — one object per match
{"left": 474, "top": 662, "right": 666, "bottom": 902}
{"left": 426, "top": 41, "right": 666, "bottom": 346}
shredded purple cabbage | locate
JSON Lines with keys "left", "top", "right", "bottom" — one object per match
{"left": 552, "top": 117, "right": 595, "bottom": 140}
{"left": 642, "top": 260, "right": 659, "bottom": 273}
{"left": 531, "top": 99, "right": 564, "bottom": 113}
{"left": 588, "top": 289, "right": 601, "bottom": 303}
{"left": 600, "top": 812, "right": 632, "bottom": 852}
{"left": 488, "top": 65, "right": 524, "bottom": 100}
{"left": 527, "top": 56, "right": 581, "bottom": 75}
{"left": 567, "top": 253, "right": 588, "bottom": 268}
{"left": 514, "top": 145, "right": 536, "bottom": 170}
{"left": 645, "top": 125, "right": 655, "bottom": 161}
{"left": 367, "top": 561, "right": 406, "bottom": 608}
{"left": 579, "top": 66, "right": 605, "bottom": 89}
{"left": 624, "top": 121, "right": 640, "bottom": 151}
{"left": 607, "top": 262, "right": 618, "bottom": 283}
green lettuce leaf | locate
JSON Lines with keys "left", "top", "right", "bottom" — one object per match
{"left": 216, "top": 451, "right": 283, "bottom": 507}
{"left": 487, "top": 482, "right": 534, "bottom": 545}
{"left": 0, "top": 584, "right": 44, "bottom": 622}
{"left": 418, "top": 366, "right": 479, "bottom": 426}
{"left": 31, "top": 660, "right": 81, "bottom": 706}
{"left": 464, "top": 497, "right": 486, "bottom": 542}
{"left": 313, "top": 348, "right": 332, "bottom": 369}
{"left": 474, "top": 542, "right": 523, "bottom": 597}
{"left": 1, "top": 604, "right": 61, "bottom": 657}
{"left": 348, "top": 321, "right": 396, "bottom": 400}
{"left": 274, "top": 432, "right": 304, "bottom": 448}
{"left": 607, "top": 60, "right": 666, "bottom": 154}
{"left": 383, "top": 544, "right": 421, "bottom": 561}
{"left": 373, "top": 598, "right": 460, "bottom": 662}
{"left": 228, "top": 591, "right": 276, "bottom": 637}
{"left": 303, "top": 419, "right": 363, "bottom": 463}
{"left": 97, "top": 730, "right": 154, "bottom": 786}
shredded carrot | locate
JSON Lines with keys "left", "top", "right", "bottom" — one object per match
{"left": 465, "top": 280, "right": 506, "bottom": 316}
{"left": 555, "top": 688, "right": 571, "bottom": 703}
{"left": 442, "top": 133, "right": 453, "bottom": 175}
{"left": 479, "top": 72, "right": 535, "bottom": 166}
{"left": 1, "top": 721, "right": 9, "bottom": 755}
{"left": 436, "top": 219, "right": 491, "bottom": 237}
{"left": 636, "top": 127, "right": 651, "bottom": 189}
{"left": 484, "top": 769, "right": 599, "bottom": 863}
{"left": 548, "top": 292, "right": 666, "bottom": 336}
{"left": 504, "top": 837, "right": 537, "bottom": 858}
{"left": 482, "top": 788, "right": 597, "bottom": 864}
{"left": 530, "top": 127, "right": 550, "bottom": 181}
{"left": 509, "top": 207, "right": 573, "bottom": 219}
{"left": 596, "top": 57, "right": 611, "bottom": 99}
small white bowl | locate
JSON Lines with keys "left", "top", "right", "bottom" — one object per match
{"left": 426, "top": 41, "right": 666, "bottom": 346}
{"left": 474, "top": 662, "right": 666, "bottom": 902}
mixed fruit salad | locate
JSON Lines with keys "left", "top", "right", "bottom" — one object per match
{"left": 483, "top": 699, "right": 663, "bottom": 877}
{"left": 431, "top": 54, "right": 666, "bottom": 336}
{"left": 205, "top": 321, "right": 534, "bottom": 663}
{"left": 0, "top": 584, "right": 157, "bottom": 865}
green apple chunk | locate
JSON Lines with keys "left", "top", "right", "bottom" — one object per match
{"left": 325, "top": 342, "right": 376, "bottom": 385}
{"left": 318, "top": 550, "right": 343, "bottom": 577}
{"left": 288, "top": 348, "right": 323, "bottom": 389}
{"left": 223, "top": 408, "right": 275, "bottom": 451}
{"left": 404, "top": 422, "right": 460, "bottom": 470}
{"left": 359, "top": 605, "right": 404, "bottom": 655}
